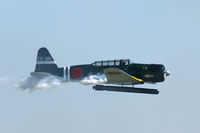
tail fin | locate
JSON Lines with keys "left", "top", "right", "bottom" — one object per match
{"left": 34, "top": 47, "right": 60, "bottom": 75}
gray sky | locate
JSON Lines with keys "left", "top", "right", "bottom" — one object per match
{"left": 0, "top": 0, "right": 200, "bottom": 133}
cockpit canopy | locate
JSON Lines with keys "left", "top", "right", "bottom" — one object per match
{"left": 92, "top": 59, "right": 131, "bottom": 66}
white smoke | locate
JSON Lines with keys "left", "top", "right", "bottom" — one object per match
{"left": 14, "top": 73, "right": 107, "bottom": 91}
{"left": 0, "top": 75, "right": 16, "bottom": 89}
{"left": 0, "top": 76, "right": 14, "bottom": 83}
{"left": 80, "top": 74, "right": 107, "bottom": 85}
{"left": 15, "top": 75, "right": 63, "bottom": 91}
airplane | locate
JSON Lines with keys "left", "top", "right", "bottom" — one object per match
{"left": 30, "top": 47, "right": 170, "bottom": 94}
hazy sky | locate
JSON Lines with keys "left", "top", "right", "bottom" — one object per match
{"left": 0, "top": 0, "right": 200, "bottom": 133}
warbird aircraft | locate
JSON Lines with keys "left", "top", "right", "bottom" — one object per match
{"left": 31, "top": 47, "right": 170, "bottom": 94}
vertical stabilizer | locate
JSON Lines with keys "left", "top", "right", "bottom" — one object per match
{"left": 34, "top": 47, "right": 63, "bottom": 76}
{"left": 36, "top": 47, "right": 57, "bottom": 65}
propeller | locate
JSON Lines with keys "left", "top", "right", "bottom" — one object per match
{"left": 164, "top": 70, "right": 170, "bottom": 76}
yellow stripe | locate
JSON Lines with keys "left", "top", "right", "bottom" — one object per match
{"left": 132, "top": 76, "right": 143, "bottom": 82}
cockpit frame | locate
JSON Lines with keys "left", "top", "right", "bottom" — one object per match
{"left": 92, "top": 59, "right": 130, "bottom": 66}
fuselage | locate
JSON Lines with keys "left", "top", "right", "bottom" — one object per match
{"left": 32, "top": 48, "right": 170, "bottom": 94}
{"left": 55, "top": 59, "right": 166, "bottom": 84}
{"left": 69, "top": 64, "right": 165, "bottom": 83}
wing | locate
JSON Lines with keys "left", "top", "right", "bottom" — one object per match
{"left": 103, "top": 68, "right": 143, "bottom": 85}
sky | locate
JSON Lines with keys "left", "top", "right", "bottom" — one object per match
{"left": 0, "top": 0, "right": 200, "bottom": 133}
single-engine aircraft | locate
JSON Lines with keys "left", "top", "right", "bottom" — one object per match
{"left": 31, "top": 47, "right": 170, "bottom": 94}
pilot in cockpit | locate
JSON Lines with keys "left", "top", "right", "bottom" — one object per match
{"left": 120, "top": 60, "right": 126, "bottom": 66}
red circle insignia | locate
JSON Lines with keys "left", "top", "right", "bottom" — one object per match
{"left": 71, "top": 68, "right": 84, "bottom": 79}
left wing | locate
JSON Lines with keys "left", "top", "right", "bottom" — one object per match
{"left": 103, "top": 68, "right": 143, "bottom": 85}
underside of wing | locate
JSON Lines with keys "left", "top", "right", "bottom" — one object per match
{"left": 103, "top": 68, "right": 143, "bottom": 85}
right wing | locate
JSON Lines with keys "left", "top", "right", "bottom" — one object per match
{"left": 103, "top": 68, "right": 143, "bottom": 85}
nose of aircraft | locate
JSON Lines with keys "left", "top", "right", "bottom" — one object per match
{"left": 164, "top": 70, "right": 170, "bottom": 76}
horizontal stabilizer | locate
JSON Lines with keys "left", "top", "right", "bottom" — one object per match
{"left": 30, "top": 72, "right": 51, "bottom": 78}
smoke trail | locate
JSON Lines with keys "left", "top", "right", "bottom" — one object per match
{"left": 80, "top": 74, "right": 107, "bottom": 85}
{"left": 0, "top": 75, "right": 16, "bottom": 89}
{"left": 15, "top": 75, "right": 63, "bottom": 91}
{"left": 0, "top": 76, "right": 14, "bottom": 83}
{"left": 15, "top": 73, "right": 107, "bottom": 91}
